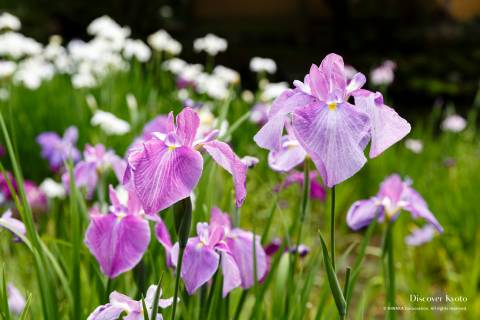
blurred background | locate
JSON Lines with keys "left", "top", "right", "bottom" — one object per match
{"left": 2, "top": 0, "right": 480, "bottom": 113}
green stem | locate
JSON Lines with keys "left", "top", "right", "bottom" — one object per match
{"left": 383, "top": 222, "right": 396, "bottom": 320}
{"left": 330, "top": 186, "right": 336, "bottom": 271}
{"left": 171, "top": 246, "right": 184, "bottom": 320}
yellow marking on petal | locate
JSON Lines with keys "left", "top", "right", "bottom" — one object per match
{"left": 196, "top": 242, "right": 205, "bottom": 250}
{"left": 328, "top": 102, "right": 337, "bottom": 111}
{"left": 168, "top": 145, "right": 176, "bottom": 151}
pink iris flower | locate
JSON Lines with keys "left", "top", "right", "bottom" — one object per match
{"left": 124, "top": 107, "right": 247, "bottom": 215}
{"left": 84, "top": 185, "right": 160, "bottom": 278}
{"left": 157, "top": 208, "right": 267, "bottom": 297}
{"left": 87, "top": 284, "right": 174, "bottom": 320}
{"left": 273, "top": 170, "right": 326, "bottom": 201}
{"left": 254, "top": 53, "right": 410, "bottom": 187}
{"left": 346, "top": 174, "right": 443, "bottom": 233}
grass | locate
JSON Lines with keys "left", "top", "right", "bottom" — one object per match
{"left": 0, "top": 61, "right": 479, "bottom": 319}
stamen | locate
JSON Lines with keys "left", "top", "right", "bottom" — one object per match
{"left": 328, "top": 102, "right": 337, "bottom": 111}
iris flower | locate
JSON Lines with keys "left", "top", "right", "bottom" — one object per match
{"left": 405, "top": 224, "right": 437, "bottom": 246}
{"left": 87, "top": 284, "right": 174, "bottom": 320}
{"left": 64, "top": 144, "right": 125, "bottom": 199}
{"left": 273, "top": 170, "right": 326, "bottom": 201}
{"left": 36, "top": 126, "right": 80, "bottom": 171}
{"left": 85, "top": 185, "right": 155, "bottom": 278}
{"left": 346, "top": 174, "right": 443, "bottom": 233}
{"left": 158, "top": 208, "right": 267, "bottom": 296}
{"left": 124, "top": 107, "right": 247, "bottom": 215}
{"left": 254, "top": 53, "right": 410, "bottom": 187}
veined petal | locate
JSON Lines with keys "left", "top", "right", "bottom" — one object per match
{"left": 220, "top": 251, "right": 242, "bottom": 297}
{"left": 226, "top": 229, "right": 267, "bottom": 288}
{"left": 253, "top": 113, "right": 287, "bottom": 151}
{"left": 355, "top": 92, "right": 410, "bottom": 158}
{"left": 346, "top": 199, "right": 381, "bottom": 230}
{"left": 267, "top": 137, "right": 306, "bottom": 172}
{"left": 203, "top": 140, "right": 247, "bottom": 207}
{"left": 85, "top": 213, "right": 150, "bottom": 278}
{"left": 292, "top": 102, "right": 370, "bottom": 187}
{"left": 176, "top": 107, "right": 200, "bottom": 147}
{"left": 133, "top": 140, "right": 203, "bottom": 214}
{"left": 181, "top": 238, "right": 220, "bottom": 295}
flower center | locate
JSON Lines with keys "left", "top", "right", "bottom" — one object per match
{"left": 328, "top": 102, "right": 337, "bottom": 111}
{"left": 168, "top": 145, "right": 176, "bottom": 151}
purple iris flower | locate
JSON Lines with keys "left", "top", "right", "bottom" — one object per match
{"left": 158, "top": 207, "right": 267, "bottom": 296}
{"left": 124, "top": 107, "right": 247, "bottom": 215}
{"left": 24, "top": 180, "right": 47, "bottom": 212}
{"left": 0, "top": 171, "right": 16, "bottom": 204}
{"left": 142, "top": 115, "right": 170, "bottom": 140}
{"left": 64, "top": 144, "right": 126, "bottom": 199}
{"left": 346, "top": 174, "right": 443, "bottom": 233}
{"left": 274, "top": 170, "right": 326, "bottom": 201}
{"left": 405, "top": 224, "right": 437, "bottom": 246}
{"left": 254, "top": 53, "right": 410, "bottom": 187}
{"left": 36, "top": 126, "right": 80, "bottom": 171}
{"left": 85, "top": 185, "right": 154, "bottom": 278}
{"left": 7, "top": 283, "right": 26, "bottom": 315}
{"left": 0, "top": 210, "right": 26, "bottom": 241}
{"left": 87, "top": 284, "right": 175, "bottom": 320}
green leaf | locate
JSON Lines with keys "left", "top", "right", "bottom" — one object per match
{"left": 141, "top": 295, "right": 150, "bottom": 320}
{"left": 0, "top": 266, "right": 11, "bottom": 320}
{"left": 319, "top": 233, "right": 346, "bottom": 317}
{"left": 18, "top": 293, "right": 32, "bottom": 320}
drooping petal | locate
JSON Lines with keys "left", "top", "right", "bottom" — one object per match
{"left": 292, "top": 101, "right": 370, "bottom": 187}
{"left": 7, "top": 283, "right": 25, "bottom": 315}
{"left": 84, "top": 213, "right": 151, "bottom": 278}
{"left": 226, "top": 229, "right": 267, "bottom": 288}
{"left": 267, "top": 137, "right": 306, "bottom": 172}
{"left": 176, "top": 107, "right": 200, "bottom": 147}
{"left": 404, "top": 188, "right": 443, "bottom": 233}
{"left": 220, "top": 251, "right": 242, "bottom": 297}
{"left": 181, "top": 238, "right": 220, "bottom": 295}
{"left": 86, "top": 303, "right": 125, "bottom": 320}
{"left": 155, "top": 220, "right": 174, "bottom": 266}
{"left": 355, "top": 92, "right": 410, "bottom": 158}
{"left": 254, "top": 90, "right": 316, "bottom": 151}
{"left": 405, "top": 224, "right": 436, "bottom": 246}
{"left": 132, "top": 139, "right": 203, "bottom": 214}
{"left": 202, "top": 140, "right": 247, "bottom": 207}
{"left": 346, "top": 199, "right": 381, "bottom": 230}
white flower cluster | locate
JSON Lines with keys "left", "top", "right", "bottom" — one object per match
{"left": 91, "top": 110, "right": 131, "bottom": 135}
{"left": 148, "top": 30, "right": 182, "bottom": 55}
{"left": 249, "top": 57, "right": 277, "bottom": 74}
{"left": 194, "top": 34, "right": 227, "bottom": 56}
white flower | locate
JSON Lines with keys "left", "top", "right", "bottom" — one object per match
{"left": 126, "top": 93, "right": 138, "bottom": 111}
{"left": 241, "top": 90, "right": 254, "bottom": 103}
{"left": 261, "top": 82, "right": 288, "bottom": 101}
{"left": 0, "top": 60, "right": 16, "bottom": 78}
{"left": 179, "top": 64, "right": 203, "bottom": 82}
{"left": 0, "top": 32, "right": 42, "bottom": 59}
{"left": 196, "top": 73, "right": 229, "bottom": 100}
{"left": 441, "top": 114, "right": 466, "bottom": 133}
{"left": 405, "top": 139, "right": 423, "bottom": 154}
{"left": 249, "top": 57, "right": 277, "bottom": 74}
{"left": 148, "top": 30, "right": 182, "bottom": 55}
{"left": 87, "top": 16, "right": 130, "bottom": 48}
{"left": 0, "top": 12, "right": 21, "bottom": 31}
{"left": 162, "top": 58, "right": 187, "bottom": 74}
{"left": 123, "top": 39, "right": 151, "bottom": 62}
{"left": 72, "top": 71, "right": 96, "bottom": 89}
{"left": 91, "top": 110, "right": 131, "bottom": 135}
{"left": 213, "top": 65, "right": 240, "bottom": 84}
{"left": 14, "top": 57, "right": 54, "bottom": 89}
{"left": 370, "top": 60, "right": 396, "bottom": 86}
{"left": 40, "top": 178, "right": 66, "bottom": 199}
{"left": 193, "top": 34, "right": 227, "bottom": 56}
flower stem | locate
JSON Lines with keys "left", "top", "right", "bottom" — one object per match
{"left": 330, "top": 186, "right": 336, "bottom": 271}
{"left": 171, "top": 197, "right": 193, "bottom": 320}
{"left": 383, "top": 222, "right": 396, "bottom": 320}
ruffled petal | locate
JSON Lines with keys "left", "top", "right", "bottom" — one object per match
{"left": 292, "top": 102, "right": 370, "bottom": 187}
{"left": 202, "top": 141, "right": 247, "bottom": 208}
{"left": 355, "top": 92, "right": 410, "bottom": 158}
{"left": 176, "top": 107, "right": 200, "bottom": 147}
{"left": 133, "top": 140, "right": 203, "bottom": 214}
{"left": 84, "top": 213, "right": 151, "bottom": 278}
{"left": 346, "top": 199, "right": 381, "bottom": 230}
{"left": 226, "top": 229, "right": 267, "bottom": 288}
{"left": 181, "top": 238, "right": 220, "bottom": 294}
